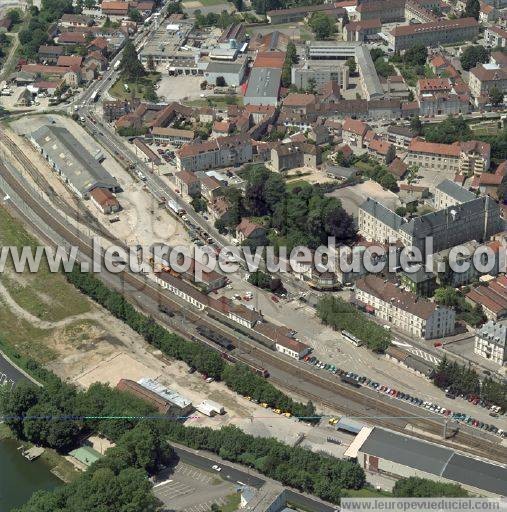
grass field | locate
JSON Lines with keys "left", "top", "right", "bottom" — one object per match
{"left": 221, "top": 493, "right": 241, "bottom": 512}
{"left": 184, "top": 95, "right": 243, "bottom": 108}
{"left": 109, "top": 73, "right": 161, "bottom": 101}
{"left": 0, "top": 206, "right": 91, "bottom": 322}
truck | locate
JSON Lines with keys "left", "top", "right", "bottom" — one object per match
{"left": 167, "top": 199, "right": 185, "bottom": 216}
{"left": 90, "top": 91, "right": 99, "bottom": 102}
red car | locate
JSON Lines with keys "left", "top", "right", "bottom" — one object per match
{"left": 271, "top": 295, "right": 279, "bottom": 303}
{"left": 434, "top": 341, "right": 442, "bottom": 348}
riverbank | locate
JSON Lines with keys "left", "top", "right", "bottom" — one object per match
{"left": 0, "top": 423, "right": 79, "bottom": 484}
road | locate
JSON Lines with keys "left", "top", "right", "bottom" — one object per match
{"left": 173, "top": 445, "right": 339, "bottom": 512}
{"left": 173, "top": 446, "right": 265, "bottom": 489}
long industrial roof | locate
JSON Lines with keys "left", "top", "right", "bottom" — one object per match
{"left": 30, "top": 125, "right": 119, "bottom": 196}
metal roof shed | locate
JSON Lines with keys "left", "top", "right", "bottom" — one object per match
{"left": 336, "top": 417, "right": 366, "bottom": 434}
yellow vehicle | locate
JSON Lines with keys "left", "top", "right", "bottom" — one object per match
{"left": 328, "top": 417, "right": 339, "bottom": 425}
{"left": 260, "top": 402, "right": 269, "bottom": 408}
{"left": 283, "top": 412, "right": 292, "bottom": 418}
{"left": 245, "top": 396, "right": 252, "bottom": 401}
{"left": 273, "top": 408, "right": 282, "bottom": 414}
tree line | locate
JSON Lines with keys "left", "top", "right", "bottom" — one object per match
{"left": 434, "top": 357, "right": 506, "bottom": 409}
{"left": 316, "top": 296, "right": 391, "bottom": 353}
{"left": 65, "top": 268, "right": 316, "bottom": 419}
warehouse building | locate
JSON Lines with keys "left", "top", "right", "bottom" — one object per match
{"left": 245, "top": 51, "right": 286, "bottom": 106}
{"left": 29, "top": 125, "right": 120, "bottom": 199}
{"left": 137, "top": 377, "right": 193, "bottom": 416}
{"left": 203, "top": 58, "right": 247, "bottom": 87}
{"left": 345, "top": 427, "right": 507, "bottom": 497}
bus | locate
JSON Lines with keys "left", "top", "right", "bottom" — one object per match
{"left": 113, "top": 60, "right": 121, "bottom": 71}
{"left": 341, "top": 330, "right": 363, "bottom": 347}
{"left": 91, "top": 91, "right": 100, "bottom": 102}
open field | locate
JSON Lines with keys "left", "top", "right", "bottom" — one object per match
{"left": 109, "top": 73, "right": 161, "bottom": 101}
{"left": 0, "top": 206, "right": 91, "bottom": 322}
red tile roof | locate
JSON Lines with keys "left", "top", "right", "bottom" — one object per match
{"left": 342, "top": 117, "right": 369, "bottom": 136}
{"left": 408, "top": 139, "right": 460, "bottom": 157}
{"left": 253, "top": 51, "right": 286, "bottom": 69}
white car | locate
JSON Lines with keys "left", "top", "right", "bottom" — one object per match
{"left": 212, "top": 465, "right": 222, "bottom": 472}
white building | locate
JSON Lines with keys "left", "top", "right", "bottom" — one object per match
{"left": 474, "top": 320, "right": 507, "bottom": 366}
{"left": 355, "top": 275, "right": 455, "bottom": 339}
{"left": 196, "top": 400, "right": 225, "bottom": 416}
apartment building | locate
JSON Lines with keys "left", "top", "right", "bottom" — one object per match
{"left": 342, "top": 117, "right": 371, "bottom": 148}
{"left": 176, "top": 134, "right": 253, "bottom": 172}
{"left": 484, "top": 26, "right": 507, "bottom": 47}
{"left": 152, "top": 127, "right": 195, "bottom": 146}
{"left": 270, "top": 142, "right": 321, "bottom": 172}
{"left": 291, "top": 60, "right": 350, "bottom": 90}
{"left": 386, "top": 125, "right": 416, "bottom": 149}
{"left": 175, "top": 170, "right": 201, "bottom": 198}
{"left": 469, "top": 63, "right": 507, "bottom": 98}
{"left": 356, "top": 0, "right": 405, "bottom": 22}
{"left": 474, "top": 320, "right": 507, "bottom": 366}
{"left": 405, "top": 139, "right": 490, "bottom": 175}
{"left": 355, "top": 275, "right": 455, "bottom": 339}
{"left": 434, "top": 179, "right": 476, "bottom": 210}
{"left": 358, "top": 195, "right": 502, "bottom": 254}
{"left": 387, "top": 17, "right": 479, "bottom": 51}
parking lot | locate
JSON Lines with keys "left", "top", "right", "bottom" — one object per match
{"left": 153, "top": 462, "right": 236, "bottom": 511}
{"left": 157, "top": 74, "right": 206, "bottom": 103}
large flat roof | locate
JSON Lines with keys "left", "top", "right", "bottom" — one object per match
{"left": 245, "top": 66, "right": 282, "bottom": 101}
{"left": 30, "top": 125, "right": 119, "bottom": 196}
{"left": 357, "top": 427, "right": 507, "bottom": 496}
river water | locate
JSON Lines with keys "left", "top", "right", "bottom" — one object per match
{"left": 0, "top": 439, "right": 62, "bottom": 511}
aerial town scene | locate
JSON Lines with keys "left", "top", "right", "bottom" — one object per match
{"left": 0, "top": 0, "right": 506, "bottom": 509}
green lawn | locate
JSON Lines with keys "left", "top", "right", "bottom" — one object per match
{"left": 0, "top": 206, "right": 91, "bottom": 322}
{"left": 344, "top": 488, "right": 392, "bottom": 497}
{"left": 184, "top": 95, "right": 243, "bottom": 108}
{"left": 110, "top": 73, "right": 161, "bottom": 101}
{"left": 286, "top": 179, "right": 310, "bottom": 190}
{"left": 220, "top": 493, "right": 241, "bottom": 512}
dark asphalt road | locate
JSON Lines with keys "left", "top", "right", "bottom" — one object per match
{"left": 173, "top": 446, "right": 339, "bottom": 512}
{"left": 0, "top": 353, "right": 27, "bottom": 388}
{"left": 174, "top": 447, "right": 265, "bottom": 489}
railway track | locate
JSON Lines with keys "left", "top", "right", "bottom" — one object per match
{"left": 0, "top": 130, "right": 120, "bottom": 246}
{"left": 1, "top": 137, "right": 506, "bottom": 464}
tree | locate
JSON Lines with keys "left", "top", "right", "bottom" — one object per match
{"left": 308, "top": 12, "right": 336, "bottom": 40}
{"left": 403, "top": 44, "right": 427, "bottom": 66}
{"left": 489, "top": 86, "right": 503, "bottom": 106}
{"left": 119, "top": 39, "right": 146, "bottom": 81}
{"left": 460, "top": 45, "right": 489, "bottom": 71}
{"left": 83, "top": 0, "right": 96, "bottom": 7}
{"left": 6, "top": 8, "right": 22, "bottom": 24}
{"left": 464, "top": 0, "right": 480, "bottom": 19}
{"left": 423, "top": 116, "right": 472, "bottom": 144}
{"left": 281, "top": 41, "right": 297, "bottom": 88}
{"left": 128, "top": 7, "right": 142, "bottom": 22}
{"left": 394, "top": 477, "right": 468, "bottom": 497}
{"left": 410, "top": 116, "right": 423, "bottom": 136}
{"left": 216, "top": 76, "right": 226, "bottom": 87}
{"left": 307, "top": 77, "right": 316, "bottom": 94}
{"left": 248, "top": 270, "right": 274, "bottom": 290}
{"left": 345, "top": 57, "right": 356, "bottom": 74}
{"left": 146, "top": 55, "right": 155, "bottom": 72}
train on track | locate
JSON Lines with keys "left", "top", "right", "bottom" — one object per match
{"left": 195, "top": 325, "right": 234, "bottom": 351}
